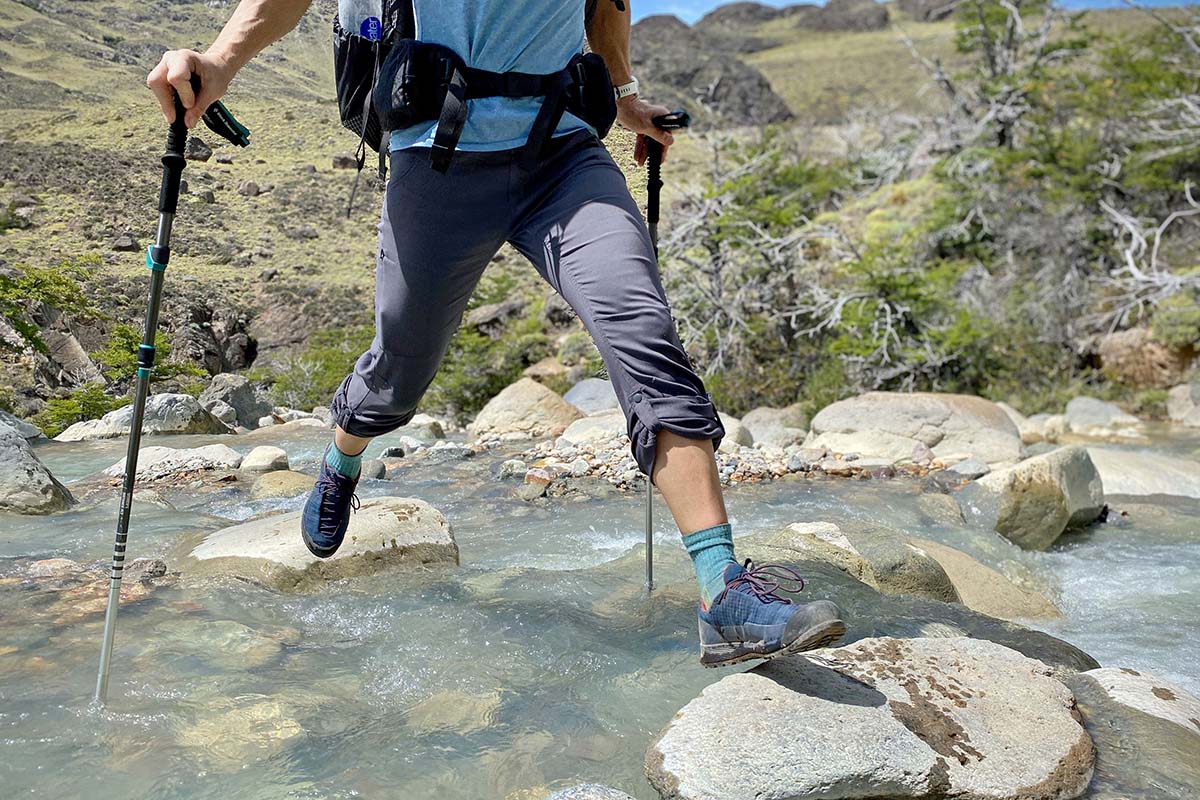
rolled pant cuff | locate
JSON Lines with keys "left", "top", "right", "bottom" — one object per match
{"left": 628, "top": 389, "right": 726, "bottom": 476}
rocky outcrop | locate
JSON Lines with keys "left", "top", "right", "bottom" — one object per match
{"left": 908, "top": 536, "right": 1060, "bottom": 620}
{"left": 805, "top": 392, "right": 1025, "bottom": 465}
{"left": 0, "top": 424, "right": 74, "bottom": 514}
{"left": 646, "top": 637, "right": 1094, "bottom": 800}
{"left": 1099, "top": 327, "right": 1192, "bottom": 389}
{"left": 56, "top": 393, "right": 231, "bottom": 441}
{"left": 1167, "top": 382, "right": 1200, "bottom": 427}
{"left": 740, "top": 404, "right": 807, "bottom": 448}
{"left": 199, "top": 373, "right": 271, "bottom": 429}
{"left": 1085, "top": 448, "right": 1200, "bottom": 499}
{"left": 467, "top": 378, "right": 584, "bottom": 441}
{"left": 187, "top": 497, "right": 458, "bottom": 590}
{"left": 806, "top": 0, "right": 890, "bottom": 32}
{"left": 631, "top": 15, "right": 793, "bottom": 128}
{"left": 744, "top": 521, "right": 960, "bottom": 603}
{"left": 1064, "top": 396, "right": 1144, "bottom": 439}
{"left": 103, "top": 444, "right": 243, "bottom": 482}
{"left": 973, "top": 446, "right": 1105, "bottom": 550}
{"left": 563, "top": 378, "right": 620, "bottom": 415}
{"left": 897, "top": 0, "right": 957, "bottom": 21}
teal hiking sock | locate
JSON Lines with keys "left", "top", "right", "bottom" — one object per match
{"left": 324, "top": 443, "right": 364, "bottom": 479}
{"left": 682, "top": 522, "right": 737, "bottom": 609}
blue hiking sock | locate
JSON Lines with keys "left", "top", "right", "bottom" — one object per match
{"left": 682, "top": 522, "right": 737, "bottom": 608}
{"left": 324, "top": 443, "right": 363, "bottom": 478}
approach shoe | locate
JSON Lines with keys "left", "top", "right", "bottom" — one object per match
{"left": 698, "top": 560, "right": 845, "bottom": 668}
{"left": 300, "top": 451, "right": 361, "bottom": 558}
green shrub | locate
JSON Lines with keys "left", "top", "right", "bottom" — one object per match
{"left": 93, "top": 323, "right": 205, "bottom": 386}
{"left": 31, "top": 383, "right": 126, "bottom": 438}
{"left": 1151, "top": 291, "right": 1200, "bottom": 350}
{"left": 0, "top": 256, "right": 97, "bottom": 352}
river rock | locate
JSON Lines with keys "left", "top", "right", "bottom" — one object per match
{"left": 995, "top": 402, "right": 1048, "bottom": 445}
{"left": 360, "top": 458, "right": 386, "bottom": 479}
{"left": 1064, "top": 396, "right": 1144, "bottom": 439}
{"left": 741, "top": 405, "right": 807, "bottom": 447}
{"left": 560, "top": 410, "right": 626, "bottom": 445}
{"left": 176, "top": 694, "right": 304, "bottom": 771}
{"left": 204, "top": 399, "right": 239, "bottom": 425}
{"left": 804, "top": 392, "right": 1024, "bottom": 465}
{"left": 908, "top": 537, "right": 1060, "bottom": 620}
{"left": 751, "top": 521, "right": 960, "bottom": 603}
{"left": 1085, "top": 448, "right": 1200, "bottom": 499}
{"left": 56, "top": 393, "right": 231, "bottom": 441}
{"left": 188, "top": 496, "right": 458, "bottom": 590}
{"left": 547, "top": 786, "right": 637, "bottom": 800}
{"left": 1098, "top": 327, "right": 1191, "bottom": 389}
{"left": 405, "top": 413, "right": 445, "bottom": 440}
{"left": 467, "top": 378, "right": 584, "bottom": 441}
{"left": 104, "top": 444, "right": 243, "bottom": 482}
{"left": 0, "top": 425, "right": 74, "bottom": 514}
{"left": 1167, "top": 383, "right": 1200, "bottom": 427}
{"left": 250, "top": 470, "right": 312, "bottom": 500}
{"left": 646, "top": 637, "right": 1094, "bottom": 800}
{"left": 405, "top": 689, "right": 502, "bottom": 736}
{"left": 241, "top": 446, "right": 289, "bottom": 473}
{"left": 973, "top": 446, "right": 1105, "bottom": 550}
{"left": 563, "top": 378, "right": 620, "bottom": 415}
{"left": 1082, "top": 668, "right": 1200, "bottom": 737}
{"left": 199, "top": 374, "right": 271, "bottom": 429}
{"left": 717, "top": 413, "right": 754, "bottom": 452}
{"left": 0, "top": 410, "right": 43, "bottom": 440}
{"left": 1066, "top": 670, "right": 1200, "bottom": 797}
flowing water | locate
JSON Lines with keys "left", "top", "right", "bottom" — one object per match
{"left": 1, "top": 430, "right": 1197, "bottom": 799}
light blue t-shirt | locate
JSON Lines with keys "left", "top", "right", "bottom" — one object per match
{"left": 388, "top": 0, "right": 593, "bottom": 152}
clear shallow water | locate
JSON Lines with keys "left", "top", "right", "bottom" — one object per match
{"left": 2, "top": 432, "right": 1198, "bottom": 798}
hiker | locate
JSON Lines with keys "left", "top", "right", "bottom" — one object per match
{"left": 147, "top": 0, "right": 845, "bottom": 667}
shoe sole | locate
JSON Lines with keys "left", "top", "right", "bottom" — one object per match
{"left": 700, "top": 618, "right": 847, "bottom": 669}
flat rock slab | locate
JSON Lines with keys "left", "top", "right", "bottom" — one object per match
{"left": 646, "top": 637, "right": 1094, "bottom": 800}
{"left": 908, "top": 536, "right": 1060, "bottom": 620}
{"left": 805, "top": 392, "right": 1025, "bottom": 466}
{"left": 105, "top": 444, "right": 243, "bottom": 482}
{"left": 188, "top": 497, "right": 458, "bottom": 590}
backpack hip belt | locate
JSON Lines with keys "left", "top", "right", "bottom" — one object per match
{"left": 373, "top": 39, "right": 618, "bottom": 173}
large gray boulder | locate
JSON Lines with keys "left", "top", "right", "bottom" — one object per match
{"left": 716, "top": 412, "right": 753, "bottom": 453}
{"left": 805, "top": 392, "right": 1025, "bottom": 465}
{"left": 747, "top": 521, "right": 960, "bottom": 603}
{"left": 563, "top": 378, "right": 620, "bottom": 415}
{"left": 240, "top": 445, "right": 288, "bottom": 473}
{"left": 56, "top": 393, "right": 231, "bottom": 441}
{"left": 468, "top": 378, "right": 584, "bottom": 441}
{"left": 187, "top": 497, "right": 458, "bottom": 590}
{"left": 740, "top": 405, "right": 807, "bottom": 448}
{"left": 1064, "top": 396, "right": 1144, "bottom": 439}
{"left": 0, "top": 409, "right": 43, "bottom": 440}
{"left": 908, "top": 536, "right": 1060, "bottom": 620}
{"left": 973, "top": 446, "right": 1105, "bottom": 550}
{"left": 199, "top": 373, "right": 271, "bottom": 429}
{"left": 1085, "top": 448, "right": 1200, "bottom": 499}
{"left": 646, "top": 637, "right": 1094, "bottom": 800}
{"left": 1167, "top": 383, "right": 1200, "bottom": 427}
{"left": 560, "top": 410, "right": 626, "bottom": 446}
{"left": 0, "top": 424, "right": 74, "bottom": 514}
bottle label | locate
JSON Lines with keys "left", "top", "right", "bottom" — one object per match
{"left": 360, "top": 16, "right": 382, "bottom": 41}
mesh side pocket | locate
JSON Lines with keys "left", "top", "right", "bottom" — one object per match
{"left": 333, "top": 16, "right": 388, "bottom": 153}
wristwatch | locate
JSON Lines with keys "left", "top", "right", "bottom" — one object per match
{"left": 614, "top": 76, "right": 639, "bottom": 101}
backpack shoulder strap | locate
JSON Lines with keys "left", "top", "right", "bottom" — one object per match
{"left": 384, "top": 0, "right": 415, "bottom": 41}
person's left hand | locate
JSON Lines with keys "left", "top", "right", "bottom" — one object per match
{"left": 617, "top": 96, "right": 673, "bottom": 166}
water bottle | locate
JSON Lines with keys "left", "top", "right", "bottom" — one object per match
{"left": 339, "top": 0, "right": 383, "bottom": 41}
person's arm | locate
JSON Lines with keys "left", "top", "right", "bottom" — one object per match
{"left": 586, "top": 0, "right": 674, "bottom": 165}
{"left": 147, "top": 0, "right": 312, "bottom": 128}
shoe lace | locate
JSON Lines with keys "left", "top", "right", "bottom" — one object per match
{"left": 715, "top": 559, "right": 806, "bottom": 606}
{"left": 315, "top": 470, "right": 360, "bottom": 534}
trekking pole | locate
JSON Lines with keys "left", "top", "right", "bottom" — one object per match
{"left": 643, "top": 110, "right": 691, "bottom": 592}
{"left": 94, "top": 79, "right": 248, "bottom": 707}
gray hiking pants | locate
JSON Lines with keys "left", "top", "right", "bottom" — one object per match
{"left": 329, "top": 131, "right": 725, "bottom": 475}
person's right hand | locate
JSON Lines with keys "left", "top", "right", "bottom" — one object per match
{"left": 146, "top": 50, "right": 235, "bottom": 128}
